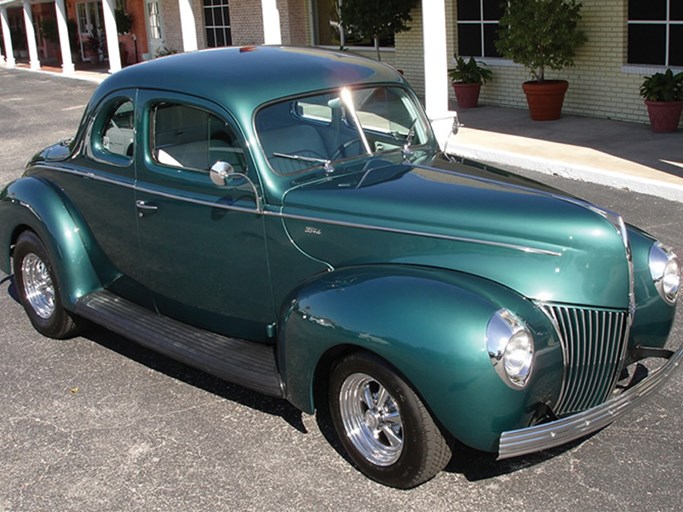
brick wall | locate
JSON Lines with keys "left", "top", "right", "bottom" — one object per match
{"left": 395, "top": 0, "right": 663, "bottom": 125}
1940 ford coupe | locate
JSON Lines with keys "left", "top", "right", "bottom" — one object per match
{"left": 0, "top": 47, "right": 681, "bottom": 488}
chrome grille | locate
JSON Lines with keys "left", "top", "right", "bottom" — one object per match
{"left": 539, "top": 304, "right": 630, "bottom": 416}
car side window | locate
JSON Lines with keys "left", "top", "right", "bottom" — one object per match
{"left": 151, "top": 103, "right": 246, "bottom": 173}
{"left": 90, "top": 98, "right": 135, "bottom": 166}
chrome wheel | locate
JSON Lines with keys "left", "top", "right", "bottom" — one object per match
{"left": 21, "top": 252, "right": 56, "bottom": 319}
{"left": 338, "top": 372, "right": 404, "bottom": 466}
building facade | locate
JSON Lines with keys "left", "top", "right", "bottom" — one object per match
{"left": 1, "top": 0, "right": 681, "bottom": 126}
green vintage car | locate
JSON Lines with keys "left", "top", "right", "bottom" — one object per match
{"left": 0, "top": 47, "right": 680, "bottom": 488}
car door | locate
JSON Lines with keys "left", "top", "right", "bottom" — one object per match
{"left": 134, "top": 91, "right": 275, "bottom": 342}
{"left": 56, "top": 89, "right": 154, "bottom": 309}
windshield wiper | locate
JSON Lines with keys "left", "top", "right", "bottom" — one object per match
{"left": 272, "top": 152, "right": 335, "bottom": 174}
{"left": 401, "top": 119, "right": 418, "bottom": 160}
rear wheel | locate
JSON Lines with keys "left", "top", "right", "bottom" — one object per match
{"left": 13, "top": 231, "right": 79, "bottom": 339}
{"left": 329, "top": 352, "right": 452, "bottom": 488}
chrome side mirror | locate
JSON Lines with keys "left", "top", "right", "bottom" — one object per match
{"left": 209, "top": 161, "right": 235, "bottom": 187}
{"left": 209, "top": 160, "right": 263, "bottom": 212}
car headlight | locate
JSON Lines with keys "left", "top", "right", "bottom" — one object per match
{"left": 649, "top": 242, "right": 680, "bottom": 305}
{"left": 486, "top": 309, "right": 534, "bottom": 389}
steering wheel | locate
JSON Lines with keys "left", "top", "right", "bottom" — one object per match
{"left": 331, "top": 138, "right": 365, "bottom": 161}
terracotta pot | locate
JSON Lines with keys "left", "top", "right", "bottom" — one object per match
{"left": 644, "top": 100, "right": 683, "bottom": 133}
{"left": 452, "top": 82, "right": 482, "bottom": 109}
{"left": 522, "top": 80, "right": 569, "bottom": 121}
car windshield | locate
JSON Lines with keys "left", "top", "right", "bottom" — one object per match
{"left": 255, "top": 86, "right": 432, "bottom": 175}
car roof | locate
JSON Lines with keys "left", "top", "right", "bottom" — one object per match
{"left": 96, "top": 46, "right": 407, "bottom": 118}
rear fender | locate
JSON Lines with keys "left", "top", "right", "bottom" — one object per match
{"left": 0, "top": 176, "right": 113, "bottom": 307}
{"left": 277, "top": 264, "right": 562, "bottom": 452}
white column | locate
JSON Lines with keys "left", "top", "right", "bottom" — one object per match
{"left": 179, "top": 0, "right": 198, "bottom": 51}
{"left": 22, "top": 0, "right": 40, "bottom": 70}
{"left": 1, "top": 8, "right": 16, "bottom": 68}
{"left": 261, "top": 0, "right": 282, "bottom": 45}
{"left": 421, "top": 0, "right": 449, "bottom": 119}
{"left": 102, "top": 0, "right": 121, "bottom": 72}
{"left": 55, "top": 0, "right": 74, "bottom": 74}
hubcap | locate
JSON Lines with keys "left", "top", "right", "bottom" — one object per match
{"left": 21, "top": 252, "right": 56, "bottom": 319}
{"left": 338, "top": 373, "right": 403, "bottom": 466}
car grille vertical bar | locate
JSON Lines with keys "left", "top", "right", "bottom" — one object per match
{"left": 540, "top": 304, "right": 630, "bottom": 416}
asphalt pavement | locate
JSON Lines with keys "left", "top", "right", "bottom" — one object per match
{"left": 1, "top": 67, "right": 682, "bottom": 512}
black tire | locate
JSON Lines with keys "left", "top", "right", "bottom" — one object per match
{"left": 13, "top": 231, "right": 80, "bottom": 339}
{"left": 329, "top": 352, "right": 452, "bottom": 488}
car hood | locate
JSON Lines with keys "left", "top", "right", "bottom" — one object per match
{"left": 279, "top": 155, "right": 631, "bottom": 308}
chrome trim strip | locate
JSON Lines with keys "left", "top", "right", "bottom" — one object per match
{"left": 44, "top": 164, "right": 562, "bottom": 256}
{"left": 498, "top": 343, "right": 683, "bottom": 460}
{"left": 38, "top": 164, "right": 137, "bottom": 190}
{"left": 274, "top": 211, "right": 563, "bottom": 257}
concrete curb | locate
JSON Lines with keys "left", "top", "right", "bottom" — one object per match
{"left": 447, "top": 141, "right": 683, "bottom": 203}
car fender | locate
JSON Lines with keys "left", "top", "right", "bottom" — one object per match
{"left": 278, "top": 264, "right": 563, "bottom": 452}
{"left": 627, "top": 225, "right": 678, "bottom": 349}
{"left": 0, "top": 176, "right": 111, "bottom": 307}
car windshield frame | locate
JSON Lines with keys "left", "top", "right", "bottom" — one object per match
{"left": 254, "top": 84, "right": 436, "bottom": 177}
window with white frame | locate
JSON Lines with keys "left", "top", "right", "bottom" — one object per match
{"left": 311, "top": 0, "right": 395, "bottom": 49}
{"left": 203, "top": 0, "right": 232, "bottom": 48}
{"left": 456, "top": 0, "right": 502, "bottom": 58}
{"left": 628, "top": 0, "right": 683, "bottom": 67}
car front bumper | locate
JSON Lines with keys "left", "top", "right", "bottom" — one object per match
{"left": 498, "top": 343, "right": 683, "bottom": 459}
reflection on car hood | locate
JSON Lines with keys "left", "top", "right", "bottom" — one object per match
{"left": 280, "top": 154, "right": 631, "bottom": 308}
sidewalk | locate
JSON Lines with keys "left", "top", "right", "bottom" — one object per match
{"left": 446, "top": 104, "right": 683, "bottom": 202}
{"left": 4, "top": 63, "right": 683, "bottom": 201}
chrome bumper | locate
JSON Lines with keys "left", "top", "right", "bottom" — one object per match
{"left": 498, "top": 344, "right": 683, "bottom": 459}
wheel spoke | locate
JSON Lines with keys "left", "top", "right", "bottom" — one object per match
{"left": 375, "top": 386, "right": 390, "bottom": 409}
{"left": 381, "top": 410, "right": 401, "bottom": 426}
{"left": 381, "top": 424, "right": 402, "bottom": 448}
{"left": 361, "top": 385, "right": 375, "bottom": 409}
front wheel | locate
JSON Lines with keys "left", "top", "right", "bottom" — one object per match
{"left": 329, "top": 352, "right": 452, "bottom": 488}
{"left": 13, "top": 231, "right": 80, "bottom": 339}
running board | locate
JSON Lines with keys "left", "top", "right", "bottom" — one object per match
{"left": 75, "top": 290, "right": 284, "bottom": 397}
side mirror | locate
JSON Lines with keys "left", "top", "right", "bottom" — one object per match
{"left": 209, "top": 161, "right": 235, "bottom": 187}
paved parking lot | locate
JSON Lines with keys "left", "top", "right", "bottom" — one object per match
{"left": 1, "top": 68, "right": 682, "bottom": 511}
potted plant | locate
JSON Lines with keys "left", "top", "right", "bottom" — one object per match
{"left": 85, "top": 32, "right": 102, "bottom": 64}
{"left": 639, "top": 69, "right": 683, "bottom": 133}
{"left": 448, "top": 56, "right": 493, "bottom": 109}
{"left": 495, "top": 0, "right": 587, "bottom": 121}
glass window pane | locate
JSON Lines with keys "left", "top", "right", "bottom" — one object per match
{"left": 223, "top": 6, "right": 230, "bottom": 25}
{"left": 671, "top": 1, "right": 683, "bottom": 21}
{"left": 483, "top": 24, "right": 501, "bottom": 58}
{"left": 670, "top": 25, "right": 683, "bottom": 66}
{"left": 457, "top": 24, "right": 482, "bottom": 57}
{"left": 483, "top": 0, "right": 503, "bottom": 20}
{"left": 628, "top": 0, "right": 666, "bottom": 21}
{"left": 628, "top": 24, "right": 666, "bottom": 65}
{"left": 457, "top": 0, "right": 481, "bottom": 21}
{"left": 206, "top": 29, "right": 216, "bottom": 48}
{"left": 205, "top": 8, "right": 214, "bottom": 27}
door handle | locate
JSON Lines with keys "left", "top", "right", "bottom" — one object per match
{"left": 135, "top": 200, "right": 159, "bottom": 217}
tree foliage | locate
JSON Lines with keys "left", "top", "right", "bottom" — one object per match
{"left": 495, "top": 0, "right": 587, "bottom": 82}
{"left": 338, "top": 0, "right": 419, "bottom": 60}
